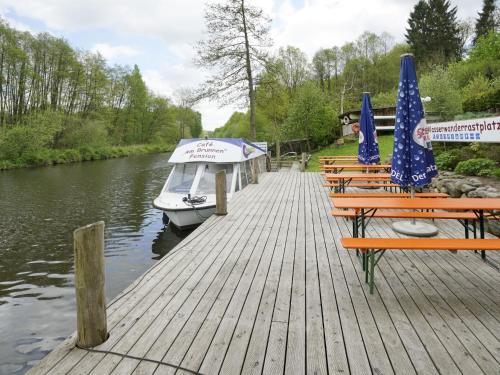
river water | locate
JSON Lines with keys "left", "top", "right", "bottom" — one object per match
{"left": 0, "top": 153, "right": 190, "bottom": 374}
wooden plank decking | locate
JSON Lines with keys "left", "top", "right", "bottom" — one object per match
{"left": 29, "top": 172, "right": 500, "bottom": 375}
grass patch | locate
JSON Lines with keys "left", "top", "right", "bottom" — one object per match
{"left": 306, "top": 135, "right": 394, "bottom": 172}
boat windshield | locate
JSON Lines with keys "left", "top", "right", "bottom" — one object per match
{"left": 166, "top": 164, "right": 197, "bottom": 193}
{"left": 196, "top": 164, "right": 233, "bottom": 195}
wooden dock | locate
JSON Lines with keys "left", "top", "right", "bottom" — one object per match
{"left": 29, "top": 172, "right": 500, "bottom": 374}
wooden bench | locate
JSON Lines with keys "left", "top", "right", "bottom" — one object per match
{"left": 329, "top": 192, "right": 448, "bottom": 198}
{"left": 331, "top": 209, "right": 480, "bottom": 238}
{"left": 341, "top": 237, "right": 500, "bottom": 294}
{"left": 323, "top": 183, "right": 401, "bottom": 192}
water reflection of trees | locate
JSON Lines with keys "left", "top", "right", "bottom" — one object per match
{"left": 0, "top": 154, "right": 172, "bottom": 300}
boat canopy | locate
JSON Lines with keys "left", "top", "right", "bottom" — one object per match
{"left": 168, "top": 138, "right": 266, "bottom": 164}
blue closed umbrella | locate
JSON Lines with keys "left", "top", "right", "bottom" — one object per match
{"left": 358, "top": 92, "right": 380, "bottom": 165}
{"left": 391, "top": 54, "right": 437, "bottom": 187}
{"left": 391, "top": 53, "right": 439, "bottom": 237}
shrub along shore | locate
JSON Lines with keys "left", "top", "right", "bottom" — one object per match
{"left": 0, "top": 143, "right": 174, "bottom": 171}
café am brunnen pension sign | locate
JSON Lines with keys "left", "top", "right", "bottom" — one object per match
{"left": 429, "top": 116, "right": 500, "bottom": 143}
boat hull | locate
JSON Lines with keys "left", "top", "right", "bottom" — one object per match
{"left": 161, "top": 205, "right": 216, "bottom": 229}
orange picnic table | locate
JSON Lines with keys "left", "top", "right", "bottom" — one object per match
{"left": 321, "top": 164, "right": 391, "bottom": 173}
{"left": 320, "top": 155, "right": 357, "bottom": 159}
{"left": 324, "top": 172, "right": 392, "bottom": 193}
{"left": 331, "top": 197, "right": 500, "bottom": 258}
{"left": 320, "top": 156, "right": 358, "bottom": 165}
{"left": 329, "top": 192, "right": 449, "bottom": 198}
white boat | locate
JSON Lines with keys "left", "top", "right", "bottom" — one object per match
{"left": 154, "top": 138, "right": 267, "bottom": 229}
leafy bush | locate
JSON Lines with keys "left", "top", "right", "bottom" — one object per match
{"left": 21, "top": 149, "right": 54, "bottom": 166}
{"left": 59, "top": 119, "right": 109, "bottom": 148}
{"left": 0, "top": 126, "right": 45, "bottom": 159}
{"left": 491, "top": 168, "right": 500, "bottom": 179}
{"left": 455, "top": 158, "right": 497, "bottom": 176}
{"left": 435, "top": 150, "right": 460, "bottom": 170}
{"left": 463, "top": 88, "right": 500, "bottom": 112}
{"left": 0, "top": 110, "right": 65, "bottom": 160}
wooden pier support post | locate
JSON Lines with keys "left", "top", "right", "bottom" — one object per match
{"left": 276, "top": 140, "right": 281, "bottom": 169}
{"left": 251, "top": 159, "right": 259, "bottom": 184}
{"left": 74, "top": 221, "right": 107, "bottom": 348}
{"left": 300, "top": 152, "right": 307, "bottom": 172}
{"left": 215, "top": 170, "right": 227, "bottom": 215}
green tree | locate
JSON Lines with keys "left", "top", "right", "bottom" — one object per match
{"left": 406, "top": 0, "right": 462, "bottom": 66}
{"left": 312, "top": 47, "right": 339, "bottom": 94}
{"left": 256, "top": 69, "right": 289, "bottom": 142}
{"left": 284, "top": 83, "right": 336, "bottom": 149}
{"left": 451, "top": 31, "right": 500, "bottom": 86}
{"left": 123, "top": 65, "right": 148, "bottom": 144}
{"left": 419, "top": 65, "right": 462, "bottom": 119}
{"left": 195, "top": 0, "right": 271, "bottom": 140}
{"left": 474, "top": 0, "right": 498, "bottom": 43}
{"left": 189, "top": 112, "right": 203, "bottom": 138}
{"left": 274, "top": 46, "right": 309, "bottom": 98}
{"left": 461, "top": 75, "right": 491, "bottom": 104}
{"left": 149, "top": 97, "right": 179, "bottom": 144}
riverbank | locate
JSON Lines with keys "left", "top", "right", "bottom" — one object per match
{"left": 0, "top": 143, "right": 174, "bottom": 170}
{"left": 306, "top": 134, "right": 394, "bottom": 171}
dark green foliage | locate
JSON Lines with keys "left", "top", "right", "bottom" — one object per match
{"left": 406, "top": 0, "right": 462, "bottom": 66}
{"left": 283, "top": 83, "right": 337, "bottom": 149}
{"left": 455, "top": 158, "right": 498, "bottom": 176}
{"left": 474, "top": 0, "right": 498, "bottom": 43}
{"left": 419, "top": 66, "right": 462, "bottom": 119}
{"left": 59, "top": 119, "right": 109, "bottom": 148}
{"left": 435, "top": 150, "right": 461, "bottom": 170}
{"left": 463, "top": 88, "right": 500, "bottom": 112}
{"left": 0, "top": 143, "right": 174, "bottom": 170}
{"left": 451, "top": 31, "right": 500, "bottom": 87}
{"left": 491, "top": 168, "right": 500, "bottom": 178}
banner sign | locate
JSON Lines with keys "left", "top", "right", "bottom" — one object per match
{"left": 430, "top": 116, "right": 500, "bottom": 143}
{"left": 168, "top": 139, "right": 266, "bottom": 163}
{"left": 253, "top": 142, "right": 268, "bottom": 153}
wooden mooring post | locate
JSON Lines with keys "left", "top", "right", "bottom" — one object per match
{"left": 276, "top": 140, "right": 281, "bottom": 169}
{"left": 215, "top": 170, "right": 227, "bottom": 215}
{"left": 251, "top": 159, "right": 259, "bottom": 184}
{"left": 300, "top": 152, "right": 307, "bottom": 172}
{"left": 74, "top": 221, "right": 107, "bottom": 348}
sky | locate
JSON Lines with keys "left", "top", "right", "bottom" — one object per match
{"left": 0, "top": 0, "right": 482, "bottom": 131}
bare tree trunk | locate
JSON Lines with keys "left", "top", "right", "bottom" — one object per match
{"left": 241, "top": 0, "right": 256, "bottom": 140}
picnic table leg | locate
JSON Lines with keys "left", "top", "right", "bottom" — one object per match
{"left": 353, "top": 215, "right": 358, "bottom": 237}
{"left": 361, "top": 209, "right": 366, "bottom": 238}
{"left": 353, "top": 214, "right": 360, "bottom": 261}
{"left": 365, "top": 250, "right": 370, "bottom": 284}
{"left": 464, "top": 219, "right": 469, "bottom": 239}
{"left": 479, "top": 210, "right": 486, "bottom": 259}
{"left": 361, "top": 209, "right": 367, "bottom": 271}
{"left": 369, "top": 249, "right": 376, "bottom": 294}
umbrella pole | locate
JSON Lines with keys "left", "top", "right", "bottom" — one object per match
{"left": 411, "top": 186, "right": 416, "bottom": 225}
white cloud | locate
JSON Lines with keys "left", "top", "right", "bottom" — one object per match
{"left": 3, "top": 15, "right": 33, "bottom": 33}
{"left": 194, "top": 101, "right": 236, "bottom": 131}
{"left": 143, "top": 62, "right": 238, "bottom": 130}
{"left": 0, "top": 0, "right": 484, "bottom": 131}
{"left": 0, "top": 0, "right": 205, "bottom": 45}
{"left": 91, "top": 43, "right": 139, "bottom": 60}
{"left": 270, "top": 0, "right": 481, "bottom": 58}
